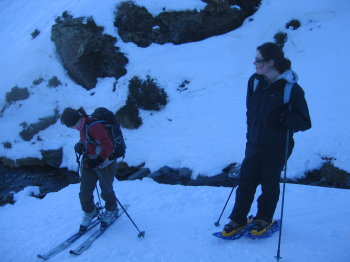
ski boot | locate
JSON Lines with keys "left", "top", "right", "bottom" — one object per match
{"left": 100, "top": 209, "right": 119, "bottom": 229}
{"left": 79, "top": 208, "right": 99, "bottom": 232}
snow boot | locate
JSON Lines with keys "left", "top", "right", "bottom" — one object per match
{"left": 100, "top": 209, "right": 119, "bottom": 229}
{"left": 222, "top": 219, "right": 249, "bottom": 237}
{"left": 79, "top": 208, "right": 99, "bottom": 232}
{"left": 249, "top": 219, "right": 272, "bottom": 236}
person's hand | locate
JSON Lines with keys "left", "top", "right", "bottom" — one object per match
{"left": 279, "top": 105, "right": 289, "bottom": 123}
{"left": 74, "top": 142, "right": 84, "bottom": 155}
{"left": 85, "top": 157, "right": 104, "bottom": 169}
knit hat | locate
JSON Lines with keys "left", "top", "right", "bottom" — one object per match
{"left": 60, "top": 107, "right": 81, "bottom": 127}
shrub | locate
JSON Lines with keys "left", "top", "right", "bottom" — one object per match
{"left": 286, "top": 19, "right": 301, "bottom": 30}
{"left": 116, "top": 98, "right": 142, "bottom": 129}
{"left": 274, "top": 31, "right": 287, "bottom": 49}
{"left": 31, "top": 29, "right": 40, "bottom": 39}
{"left": 128, "top": 75, "right": 167, "bottom": 111}
{"left": 33, "top": 77, "right": 44, "bottom": 86}
{"left": 177, "top": 80, "right": 190, "bottom": 92}
{"left": 47, "top": 76, "right": 62, "bottom": 88}
{"left": 5, "top": 86, "right": 30, "bottom": 103}
{"left": 2, "top": 142, "right": 12, "bottom": 149}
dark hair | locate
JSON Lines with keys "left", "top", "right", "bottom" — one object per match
{"left": 257, "top": 42, "right": 291, "bottom": 73}
{"left": 60, "top": 107, "right": 88, "bottom": 127}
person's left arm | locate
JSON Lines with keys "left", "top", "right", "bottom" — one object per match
{"left": 281, "top": 85, "right": 312, "bottom": 132}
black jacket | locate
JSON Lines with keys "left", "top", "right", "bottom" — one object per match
{"left": 246, "top": 70, "right": 311, "bottom": 146}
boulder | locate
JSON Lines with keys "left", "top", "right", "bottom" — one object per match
{"left": 115, "top": 0, "right": 261, "bottom": 47}
{"left": 51, "top": 14, "right": 128, "bottom": 90}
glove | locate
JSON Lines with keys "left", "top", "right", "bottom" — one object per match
{"left": 74, "top": 142, "right": 84, "bottom": 155}
{"left": 272, "top": 104, "right": 290, "bottom": 125}
{"left": 85, "top": 157, "right": 104, "bottom": 169}
{"left": 279, "top": 106, "right": 289, "bottom": 123}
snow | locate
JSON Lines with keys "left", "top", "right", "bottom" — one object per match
{"left": 1, "top": 180, "right": 350, "bottom": 262}
{"left": 0, "top": 0, "right": 349, "bottom": 178}
{"left": 0, "top": 0, "right": 350, "bottom": 261}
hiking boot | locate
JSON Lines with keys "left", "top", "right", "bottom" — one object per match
{"left": 100, "top": 209, "right": 119, "bottom": 229}
{"left": 250, "top": 219, "right": 271, "bottom": 236}
{"left": 79, "top": 208, "right": 99, "bottom": 232}
{"left": 222, "top": 219, "right": 247, "bottom": 237}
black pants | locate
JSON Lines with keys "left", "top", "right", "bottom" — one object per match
{"left": 229, "top": 140, "right": 294, "bottom": 224}
{"left": 79, "top": 161, "right": 118, "bottom": 213}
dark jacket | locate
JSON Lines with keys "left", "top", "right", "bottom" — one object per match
{"left": 246, "top": 70, "right": 311, "bottom": 146}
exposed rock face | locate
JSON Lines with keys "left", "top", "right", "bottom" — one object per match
{"left": 114, "top": 0, "right": 261, "bottom": 47}
{"left": 19, "top": 110, "right": 60, "bottom": 141}
{"left": 51, "top": 14, "right": 128, "bottom": 90}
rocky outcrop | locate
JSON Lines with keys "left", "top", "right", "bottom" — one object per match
{"left": 19, "top": 109, "right": 60, "bottom": 141}
{"left": 114, "top": 0, "right": 261, "bottom": 47}
{"left": 51, "top": 13, "right": 128, "bottom": 90}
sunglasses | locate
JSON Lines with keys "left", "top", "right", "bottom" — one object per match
{"left": 255, "top": 57, "right": 266, "bottom": 63}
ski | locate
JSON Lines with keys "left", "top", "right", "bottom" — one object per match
{"left": 37, "top": 218, "right": 101, "bottom": 260}
{"left": 245, "top": 219, "right": 280, "bottom": 239}
{"left": 69, "top": 205, "right": 129, "bottom": 256}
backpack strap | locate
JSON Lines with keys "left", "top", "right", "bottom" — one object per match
{"left": 85, "top": 120, "right": 106, "bottom": 144}
{"left": 253, "top": 78, "right": 259, "bottom": 92}
{"left": 284, "top": 82, "right": 294, "bottom": 109}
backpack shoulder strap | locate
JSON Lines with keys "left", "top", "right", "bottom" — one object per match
{"left": 284, "top": 82, "right": 294, "bottom": 109}
{"left": 85, "top": 120, "right": 106, "bottom": 143}
{"left": 253, "top": 78, "right": 259, "bottom": 92}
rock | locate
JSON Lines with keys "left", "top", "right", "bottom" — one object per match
{"left": 41, "top": 148, "right": 63, "bottom": 168}
{"left": 149, "top": 166, "right": 185, "bottom": 184}
{"left": 19, "top": 110, "right": 59, "bottom": 141}
{"left": 179, "top": 167, "right": 192, "bottom": 180}
{"left": 115, "top": 0, "right": 261, "bottom": 47}
{"left": 51, "top": 14, "right": 128, "bottom": 90}
{"left": 189, "top": 173, "right": 237, "bottom": 187}
{"left": 0, "top": 157, "right": 16, "bottom": 168}
{"left": 116, "top": 162, "right": 145, "bottom": 180}
{"left": 127, "top": 168, "right": 151, "bottom": 180}
{"left": 5, "top": 86, "right": 30, "bottom": 103}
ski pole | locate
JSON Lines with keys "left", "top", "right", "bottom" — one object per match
{"left": 94, "top": 168, "right": 145, "bottom": 238}
{"left": 94, "top": 185, "right": 104, "bottom": 213}
{"left": 214, "top": 185, "right": 236, "bottom": 227}
{"left": 275, "top": 128, "right": 291, "bottom": 261}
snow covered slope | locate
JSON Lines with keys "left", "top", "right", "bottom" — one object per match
{"left": 0, "top": 0, "right": 349, "bottom": 179}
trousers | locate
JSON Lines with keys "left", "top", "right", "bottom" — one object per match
{"left": 229, "top": 140, "right": 294, "bottom": 224}
{"left": 79, "top": 161, "right": 118, "bottom": 213}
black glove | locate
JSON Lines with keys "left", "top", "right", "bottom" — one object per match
{"left": 271, "top": 104, "right": 290, "bottom": 125}
{"left": 85, "top": 157, "right": 104, "bottom": 169}
{"left": 279, "top": 106, "right": 290, "bottom": 123}
{"left": 74, "top": 142, "right": 84, "bottom": 155}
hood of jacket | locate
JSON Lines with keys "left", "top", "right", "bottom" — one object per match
{"left": 274, "top": 70, "right": 298, "bottom": 84}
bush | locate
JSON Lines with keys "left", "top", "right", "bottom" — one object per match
{"left": 47, "top": 76, "right": 62, "bottom": 88}
{"left": 286, "top": 19, "right": 301, "bottom": 30}
{"left": 2, "top": 142, "right": 12, "bottom": 149}
{"left": 128, "top": 75, "right": 167, "bottom": 111}
{"left": 274, "top": 31, "right": 287, "bottom": 49}
{"left": 31, "top": 29, "right": 40, "bottom": 39}
{"left": 116, "top": 98, "right": 142, "bottom": 129}
{"left": 32, "top": 77, "right": 44, "bottom": 86}
{"left": 5, "top": 86, "right": 30, "bottom": 103}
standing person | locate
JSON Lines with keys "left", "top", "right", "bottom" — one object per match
{"left": 60, "top": 107, "right": 118, "bottom": 231}
{"left": 222, "top": 42, "right": 311, "bottom": 237}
